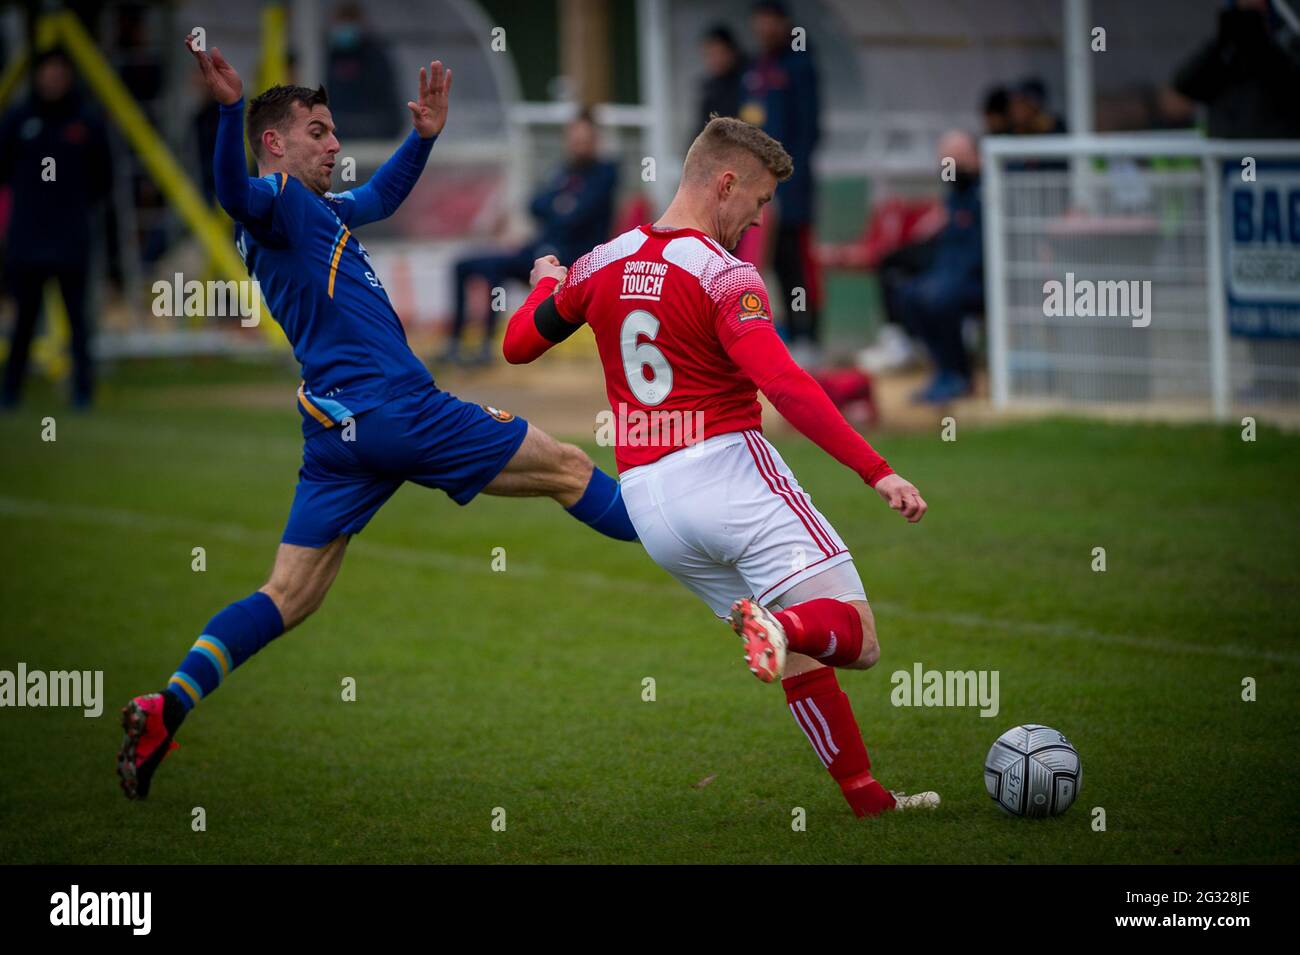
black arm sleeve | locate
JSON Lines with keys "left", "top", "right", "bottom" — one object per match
{"left": 535, "top": 294, "right": 582, "bottom": 344}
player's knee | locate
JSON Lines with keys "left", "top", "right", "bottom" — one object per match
{"left": 853, "top": 602, "right": 880, "bottom": 669}
{"left": 261, "top": 577, "right": 327, "bottom": 631}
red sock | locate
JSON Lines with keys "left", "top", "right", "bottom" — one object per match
{"left": 782, "top": 667, "right": 896, "bottom": 817}
{"left": 775, "top": 598, "right": 863, "bottom": 667}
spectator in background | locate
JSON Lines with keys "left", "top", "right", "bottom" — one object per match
{"left": 0, "top": 48, "right": 111, "bottom": 409}
{"left": 1005, "top": 77, "right": 1067, "bottom": 174}
{"left": 697, "top": 25, "right": 746, "bottom": 133}
{"left": 853, "top": 205, "right": 946, "bottom": 375}
{"left": 1175, "top": 0, "right": 1300, "bottom": 402}
{"left": 982, "top": 85, "right": 1011, "bottom": 135}
{"left": 740, "top": 0, "right": 822, "bottom": 360}
{"left": 1173, "top": 0, "right": 1300, "bottom": 138}
{"left": 1008, "top": 77, "right": 1065, "bottom": 135}
{"left": 441, "top": 110, "right": 616, "bottom": 366}
{"left": 893, "top": 131, "right": 984, "bottom": 405}
{"left": 326, "top": 2, "right": 401, "bottom": 140}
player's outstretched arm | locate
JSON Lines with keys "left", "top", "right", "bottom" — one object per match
{"left": 725, "top": 327, "right": 927, "bottom": 523}
{"left": 342, "top": 61, "right": 450, "bottom": 227}
{"left": 502, "top": 256, "right": 584, "bottom": 364}
{"left": 187, "top": 35, "right": 274, "bottom": 228}
{"left": 187, "top": 34, "right": 241, "bottom": 105}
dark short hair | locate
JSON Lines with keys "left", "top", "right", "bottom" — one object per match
{"left": 247, "top": 84, "right": 329, "bottom": 158}
{"left": 752, "top": 1, "right": 790, "bottom": 18}
{"left": 983, "top": 86, "right": 1009, "bottom": 115}
{"left": 33, "top": 47, "right": 73, "bottom": 72}
{"left": 702, "top": 24, "right": 739, "bottom": 51}
{"left": 1015, "top": 77, "right": 1047, "bottom": 103}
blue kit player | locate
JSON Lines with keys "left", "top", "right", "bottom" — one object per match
{"left": 116, "top": 36, "right": 637, "bottom": 799}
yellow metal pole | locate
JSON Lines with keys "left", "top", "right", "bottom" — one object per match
{"left": 34, "top": 280, "right": 71, "bottom": 382}
{"left": 52, "top": 11, "right": 282, "bottom": 343}
{"left": 258, "top": 2, "right": 288, "bottom": 91}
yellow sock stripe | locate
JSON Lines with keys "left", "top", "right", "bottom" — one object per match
{"left": 297, "top": 382, "right": 335, "bottom": 428}
{"left": 193, "top": 638, "right": 232, "bottom": 678}
{"left": 168, "top": 674, "right": 201, "bottom": 705}
{"left": 326, "top": 227, "right": 351, "bottom": 299}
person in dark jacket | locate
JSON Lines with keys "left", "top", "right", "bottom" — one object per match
{"left": 894, "top": 131, "right": 984, "bottom": 405}
{"left": 0, "top": 47, "right": 112, "bottom": 408}
{"left": 697, "top": 24, "right": 746, "bottom": 133}
{"left": 325, "top": 2, "right": 402, "bottom": 141}
{"left": 740, "top": 1, "right": 822, "bottom": 353}
{"left": 1173, "top": 0, "right": 1300, "bottom": 138}
{"left": 442, "top": 110, "right": 616, "bottom": 366}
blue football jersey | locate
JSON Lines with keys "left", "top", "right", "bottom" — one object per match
{"left": 214, "top": 100, "right": 436, "bottom": 435}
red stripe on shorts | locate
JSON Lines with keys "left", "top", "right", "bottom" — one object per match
{"left": 742, "top": 430, "right": 835, "bottom": 557}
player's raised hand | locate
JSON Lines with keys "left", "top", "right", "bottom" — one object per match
{"left": 186, "top": 35, "right": 242, "bottom": 106}
{"left": 874, "top": 473, "right": 927, "bottom": 523}
{"left": 407, "top": 60, "right": 452, "bottom": 138}
{"left": 530, "top": 255, "right": 567, "bottom": 286}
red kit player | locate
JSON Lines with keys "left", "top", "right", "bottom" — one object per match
{"left": 503, "top": 117, "right": 938, "bottom": 816}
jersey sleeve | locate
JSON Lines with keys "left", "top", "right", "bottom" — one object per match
{"left": 552, "top": 248, "right": 599, "bottom": 324}
{"left": 325, "top": 130, "right": 435, "bottom": 228}
{"left": 708, "top": 260, "right": 777, "bottom": 351}
{"left": 723, "top": 327, "right": 895, "bottom": 486}
{"left": 211, "top": 99, "right": 318, "bottom": 247}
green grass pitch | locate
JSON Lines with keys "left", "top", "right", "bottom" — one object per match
{"left": 1, "top": 364, "right": 1298, "bottom": 864}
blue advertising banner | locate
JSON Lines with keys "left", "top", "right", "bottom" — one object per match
{"left": 1224, "top": 159, "right": 1300, "bottom": 339}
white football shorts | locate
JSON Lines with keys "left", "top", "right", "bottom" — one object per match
{"left": 620, "top": 429, "right": 866, "bottom": 617}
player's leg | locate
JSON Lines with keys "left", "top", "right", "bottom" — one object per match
{"left": 481, "top": 420, "right": 638, "bottom": 540}
{"left": 732, "top": 562, "right": 878, "bottom": 680}
{"left": 772, "top": 594, "right": 879, "bottom": 669}
{"left": 768, "top": 569, "right": 938, "bottom": 816}
{"left": 117, "top": 537, "right": 349, "bottom": 800}
{"left": 119, "top": 425, "right": 399, "bottom": 800}
{"left": 57, "top": 266, "right": 93, "bottom": 408}
{"left": 727, "top": 431, "right": 937, "bottom": 815}
{"left": 0, "top": 265, "right": 45, "bottom": 407}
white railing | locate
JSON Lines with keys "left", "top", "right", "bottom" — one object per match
{"left": 982, "top": 134, "right": 1300, "bottom": 422}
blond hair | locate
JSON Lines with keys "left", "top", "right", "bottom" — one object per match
{"left": 683, "top": 115, "right": 793, "bottom": 185}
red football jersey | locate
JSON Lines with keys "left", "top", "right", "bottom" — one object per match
{"left": 554, "top": 224, "right": 775, "bottom": 472}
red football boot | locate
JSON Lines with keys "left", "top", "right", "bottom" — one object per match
{"left": 117, "top": 693, "right": 182, "bottom": 800}
{"left": 729, "top": 598, "right": 788, "bottom": 683}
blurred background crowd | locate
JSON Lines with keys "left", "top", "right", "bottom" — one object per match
{"left": 1, "top": 0, "right": 1298, "bottom": 420}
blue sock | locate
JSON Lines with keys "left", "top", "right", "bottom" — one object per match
{"left": 566, "top": 468, "right": 638, "bottom": 541}
{"left": 167, "top": 591, "right": 285, "bottom": 711}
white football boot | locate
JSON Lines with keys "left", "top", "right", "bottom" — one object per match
{"left": 890, "top": 790, "right": 942, "bottom": 810}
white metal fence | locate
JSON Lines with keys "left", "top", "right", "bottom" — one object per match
{"left": 982, "top": 135, "right": 1300, "bottom": 422}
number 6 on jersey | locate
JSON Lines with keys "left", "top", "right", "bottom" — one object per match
{"left": 620, "top": 309, "right": 673, "bottom": 406}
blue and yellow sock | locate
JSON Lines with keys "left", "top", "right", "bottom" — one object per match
{"left": 566, "top": 467, "right": 638, "bottom": 541}
{"left": 166, "top": 591, "right": 285, "bottom": 712}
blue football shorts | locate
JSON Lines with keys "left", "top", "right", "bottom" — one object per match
{"left": 281, "top": 383, "right": 529, "bottom": 548}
